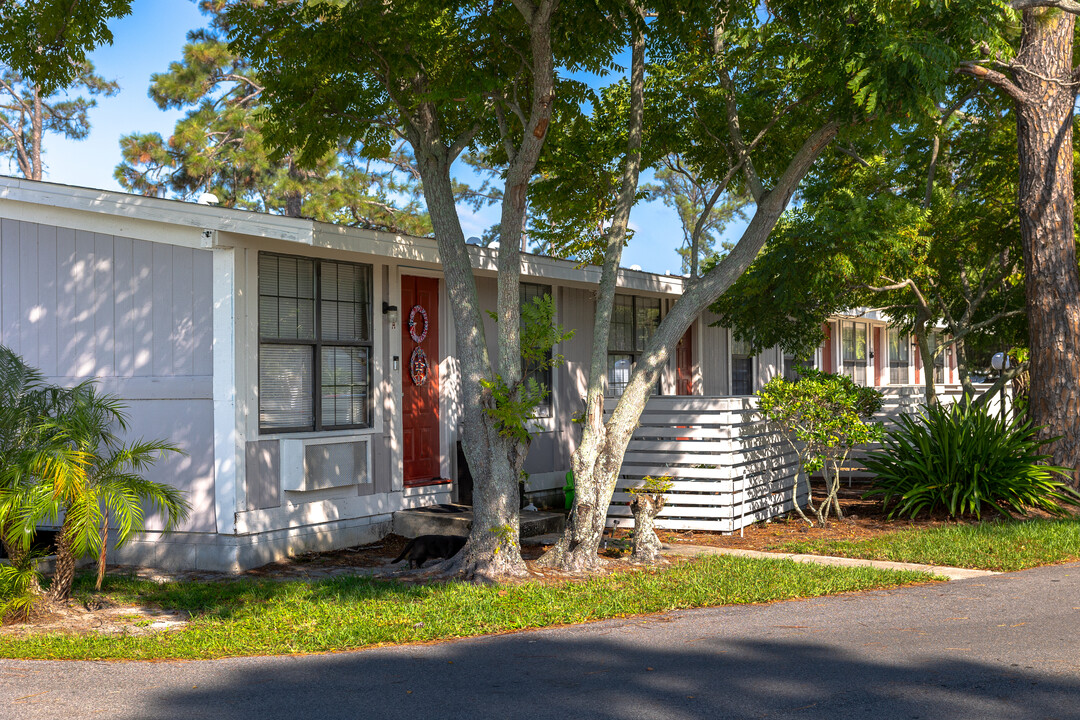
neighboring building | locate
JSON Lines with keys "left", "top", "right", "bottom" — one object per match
{"left": 0, "top": 177, "right": 954, "bottom": 570}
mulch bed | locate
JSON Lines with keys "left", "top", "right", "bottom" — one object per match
{"left": 653, "top": 476, "right": 1014, "bottom": 553}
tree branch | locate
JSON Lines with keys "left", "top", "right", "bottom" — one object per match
{"left": 1012, "top": 0, "right": 1080, "bottom": 13}
{"left": 957, "top": 63, "right": 1031, "bottom": 104}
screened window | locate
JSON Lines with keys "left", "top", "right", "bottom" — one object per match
{"left": 840, "top": 320, "right": 868, "bottom": 386}
{"left": 731, "top": 337, "right": 755, "bottom": 395}
{"left": 888, "top": 328, "right": 910, "bottom": 385}
{"left": 606, "top": 295, "right": 661, "bottom": 396}
{"left": 521, "top": 282, "right": 553, "bottom": 418}
{"left": 259, "top": 253, "right": 373, "bottom": 432}
{"left": 783, "top": 351, "right": 815, "bottom": 383}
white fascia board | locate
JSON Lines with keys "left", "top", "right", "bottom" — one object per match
{"left": 1, "top": 176, "right": 685, "bottom": 297}
{"left": 469, "top": 245, "right": 686, "bottom": 296}
{"left": 0, "top": 177, "right": 316, "bottom": 245}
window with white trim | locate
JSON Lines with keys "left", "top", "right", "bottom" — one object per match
{"left": 731, "top": 336, "right": 755, "bottom": 395}
{"left": 887, "top": 327, "right": 910, "bottom": 385}
{"left": 783, "top": 350, "right": 815, "bottom": 383}
{"left": 606, "top": 294, "right": 661, "bottom": 396}
{"left": 521, "top": 282, "right": 553, "bottom": 418}
{"left": 928, "top": 332, "right": 946, "bottom": 384}
{"left": 840, "top": 320, "right": 869, "bottom": 386}
{"left": 258, "top": 252, "right": 373, "bottom": 432}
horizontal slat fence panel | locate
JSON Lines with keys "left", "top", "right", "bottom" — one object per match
{"left": 605, "top": 385, "right": 1008, "bottom": 533}
{"left": 605, "top": 396, "right": 805, "bottom": 533}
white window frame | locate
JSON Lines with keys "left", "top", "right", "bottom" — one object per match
{"left": 728, "top": 329, "right": 756, "bottom": 396}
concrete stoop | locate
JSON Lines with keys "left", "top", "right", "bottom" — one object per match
{"left": 392, "top": 503, "right": 565, "bottom": 539}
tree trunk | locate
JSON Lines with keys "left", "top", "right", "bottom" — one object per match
{"left": 1013, "top": 9, "right": 1080, "bottom": 484}
{"left": 31, "top": 85, "right": 42, "bottom": 181}
{"left": 46, "top": 524, "right": 76, "bottom": 603}
{"left": 542, "top": 122, "right": 841, "bottom": 571}
{"left": 913, "top": 313, "right": 938, "bottom": 407}
{"left": 629, "top": 493, "right": 665, "bottom": 564}
{"left": 417, "top": 161, "right": 529, "bottom": 580}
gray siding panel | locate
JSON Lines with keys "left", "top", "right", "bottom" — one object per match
{"left": 19, "top": 221, "right": 37, "bottom": 368}
{"left": 701, "top": 311, "right": 728, "bottom": 396}
{"left": 1, "top": 219, "right": 20, "bottom": 352}
{"left": 55, "top": 227, "right": 77, "bottom": 376}
{"left": 132, "top": 238, "right": 154, "bottom": 376}
{"left": 246, "top": 440, "right": 282, "bottom": 511}
{"left": 94, "top": 233, "right": 114, "bottom": 376}
{"left": 37, "top": 224, "right": 57, "bottom": 376}
{"left": 152, "top": 241, "right": 173, "bottom": 376}
{"left": 373, "top": 434, "right": 392, "bottom": 495}
{"left": 113, "top": 235, "right": 135, "bottom": 376}
{"left": 172, "top": 246, "right": 194, "bottom": 376}
{"left": 192, "top": 249, "right": 213, "bottom": 376}
{"left": 0, "top": 220, "right": 216, "bottom": 532}
{"left": 74, "top": 229, "right": 96, "bottom": 375}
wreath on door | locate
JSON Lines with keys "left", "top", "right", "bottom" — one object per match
{"left": 410, "top": 346, "right": 429, "bottom": 386}
{"left": 408, "top": 304, "right": 429, "bottom": 343}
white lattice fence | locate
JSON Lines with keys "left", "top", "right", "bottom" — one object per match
{"left": 605, "top": 396, "right": 806, "bottom": 533}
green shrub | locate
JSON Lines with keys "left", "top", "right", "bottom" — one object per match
{"left": 863, "top": 401, "right": 1080, "bottom": 519}
{"left": 758, "top": 368, "right": 883, "bottom": 524}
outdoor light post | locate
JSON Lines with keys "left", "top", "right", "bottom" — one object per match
{"left": 991, "top": 351, "right": 1010, "bottom": 421}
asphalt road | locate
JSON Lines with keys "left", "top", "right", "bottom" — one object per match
{"left": 3, "top": 563, "right": 1079, "bottom": 720}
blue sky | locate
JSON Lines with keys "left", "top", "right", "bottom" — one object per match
{"left": 19, "top": 0, "right": 747, "bottom": 276}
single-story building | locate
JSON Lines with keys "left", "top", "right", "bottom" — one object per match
{"left": 0, "top": 176, "right": 957, "bottom": 570}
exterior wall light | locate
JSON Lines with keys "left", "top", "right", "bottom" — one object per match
{"left": 382, "top": 302, "right": 399, "bottom": 329}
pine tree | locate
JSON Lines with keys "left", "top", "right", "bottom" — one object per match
{"left": 115, "top": 2, "right": 430, "bottom": 234}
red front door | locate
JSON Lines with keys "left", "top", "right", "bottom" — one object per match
{"left": 676, "top": 326, "right": 694, "bottom": 395}
{"left": 402, "top": 275, "right": 441, "bottom": 486}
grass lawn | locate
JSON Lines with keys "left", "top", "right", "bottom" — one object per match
{"left": 0, "top": 554, "right": 934, "bottom": 661}
{"left": 773, "top": 517, "right": 1080, "bottom": 572}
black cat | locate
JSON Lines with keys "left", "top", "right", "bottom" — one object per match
{"left": 392, "top": 534, "right": 467, "bottom": 569}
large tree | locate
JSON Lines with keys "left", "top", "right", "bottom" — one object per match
{"left": 0, "top": 60, "right": 117, "bottom": 180}
{"left": 229, "top": 0, "right": 623, "bottom": 579}
{"left": 959, "top": 2, "right": 1080, "bottom": 481}
{"left": 116, "top": 1, "right": 430, "bottom": 234}
{"left": 531, "top": 0, "right": 1004, "bottom": 571}
{"left": 0, "top": 0, "right": 131, "bottom": 94}
{"left": 711, "top": 96, "right": 1029, "bottom": 406}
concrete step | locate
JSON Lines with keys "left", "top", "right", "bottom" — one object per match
{"left": 392, "top": 503, "right": 565, "bottom": 539}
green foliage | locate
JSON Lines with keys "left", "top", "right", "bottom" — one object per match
{"left": 115, "top": 2, "right": 430, "bottom": 233}
{"left": 709, "top": 92, "right": 1028, "bottom": 360}
{"left": 774, "top": 517, "right": 1080, "bottom": 573}
{"left": 759, "top": 369, "right": 884, "bottom": 474}
{"left": 759, "top": 369, "right": 883, "bottom": 523}
{"left": 0, "top": 59, "right": 119, "bottom": 180}
{"left": 863, "top": 402, "right": 1080, "bottom": 520}
{"left": 0, "top": 346, "right": 191, "bottom": 607}
{"left": 640, "top": 156, "right": 748, "bottom": 274}
{"left": 0, "top": 0, "right": 131, "bottom": 94}
{"left": 0, "top": 553, "right": 44, "bottom": 622}
{"left": 627, "top": 475, "right": 673, "bottom": 497}
{"left": 480, "top": 294, "right": 573, "bottom": 442}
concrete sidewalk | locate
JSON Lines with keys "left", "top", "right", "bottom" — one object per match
{"left": 523, "top": 533, "right": 996, "bottom": 580}
{"left": 660, "top": 542, "right": 997, "bottom": 580}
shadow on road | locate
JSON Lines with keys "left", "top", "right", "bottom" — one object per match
{"left": 144, "top": 629, "right": 1080, "bottom": 719}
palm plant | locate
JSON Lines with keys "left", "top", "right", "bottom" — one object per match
{"left": 37, "top": 384, "right": 190, "bottom": 599}
{"left": 0, "top": 345, "right": 190, "bottom": 608}
{"left": 0, "top": 346, "right": 89, "bottom": 619}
